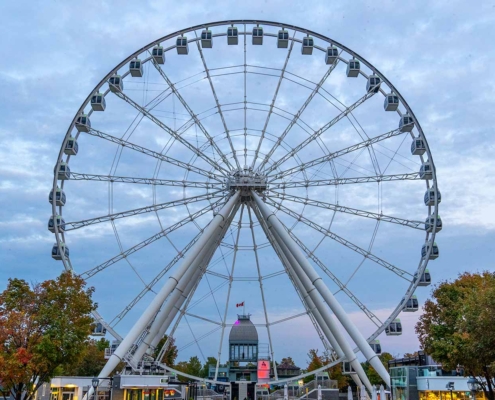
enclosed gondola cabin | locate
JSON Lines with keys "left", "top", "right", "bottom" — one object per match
{"left": 411, "top": 137, "right": 426, "bottom": 155}
{"left": 55, "top": 162, "right": 70, "bottom": 181}
{"left": 301, "top": 36, "right": 314, "bottom": 55}
{"left": 227, "top": 26, "right": 238, "bottom": 45}
{"left": 370, "top": 340, "right": 382, "bottom": 355}
{"left": 403, "top": 295, "right": 419, "bottom": 312}
{"left": 325, "top": 46, "right": 339, "bottom": 64}
{"left": 108, "top": 75, "right": 123, "bottom": 93}
{"left": 399, "top": 113, "right": 414, "bottom": 132}
{"left": 104, "top": 340, "right": 121, "bottom": 359}
{"left": 425, "top": 215, "right": 442, "bottom": 233}
{"left": 64, "top": 136, "right": 78, "bottom": 156}
{"left": 419, "top": 162, "right": 432, "bottom": 180}
{"left": 152, "top": 45, "right": 165, "bottom": 64}
{"left": 384, "top": 93, "right": 399, "bottom": 111}
{"left": 176, "top": 36, "right": 189, "bottom": 54}
{"left": 367, "top": 74, "right": 381, "bottom": 93}
{"left": 385, "top": 319, "right": 402, "bottom": 336}
{"left": 201, "top": 29, "right": 213, "bottom": 48}
{"left": 252, "top": 26, "right": 263, "bottom": 45}
{"left": 92, "top": 322, "right": 107, "bottom": 336}
{"left": 75, "top": 113, "right": 91, "bottom": 132}
{"left": 278, "top": 29, "right": 289, "bottom": 48}
{"left": 48, "top": 215, "right": 66, "bottom": 233}
{"left": 424, "top": 188, "right": 441, "bottom": 206}
{"left": 422, "top": 241, "right": 439, "bottom": 260}
{"left": 129, "top": 59, "right": 143, "bottom": 77}
{"left": 90, "top": 92, "right": 106, "bottom": 111}
{"left": 418, "top": 269, "right": 432, "bottom": 287}
{"left": 347, "top": 59, "right": 360, "bottom": 77}
{"left": 49, "top": 187, "right": 66, "bottom": 207}
{"left": 342, "top": 362, "right": 356, "bottom": 375}
{"left": 51, "top": 242, "right": 69, "bottom": 260}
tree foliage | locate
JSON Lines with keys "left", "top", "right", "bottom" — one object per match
{"left": 0, "top": 272, "right": 95, "bottom": 400}
{"left": 361, "top": 353, "right": 394, "bottom": 386}
{"left": 152, "top": 335, "right": 178, "bottom": 366}
{"left": 304, "top": 349, "right": 350, "bottom": 388}
{"left": 416, "top": 272, "right": 495, "bottom": 400}
{"left": 62, "top": 338, "right": 109, "bottom": 377}
{"left": 200, "top": 357, "right": 218, "bottom": 378}
{"left": 174, "top": 356, "right": 203, "bottom": 382}
{"left": 280, "top": 357, "right": 296, "bottom": 366}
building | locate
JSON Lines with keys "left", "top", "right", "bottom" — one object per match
{"left": 388, "top": 352, "right": 486, "bottom": 400}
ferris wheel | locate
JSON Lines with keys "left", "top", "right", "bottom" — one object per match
{"left": 50, "top": 20, "right": 441, "bottom": 391}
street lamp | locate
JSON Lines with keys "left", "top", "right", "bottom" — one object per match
{"left": 92, "top": 379, "right": 99, "bottom": 400}
{"left": 467, "top": 378, "right": 480, "bottom": 400}
{"left": 446, "top": 382, "right": 455, "bottom": 400}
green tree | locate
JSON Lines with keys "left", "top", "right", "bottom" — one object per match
{"left": 153, "top": 335, "right": 178, "bottom": 366}
{"left": 201, "top": 357, "right": 218, "bottom": 378}
{"left": 416, "top": 272, "right": 495, "bottom": 400}
{"left": 187, "top": 356, "right": 202, "bottom": 377}
{"left": 0, "top": 272, "right": 95, "bottom": 400}
{"left": 280, "top": 357, "right": 296, "bottom": 366}
{"left": 305, "top": 349, "right": 323, "bottom": 383}
{"left": 361, "top": 353, "right": 394, "bottom": 386}
{"left": 63, "top": 339, "right": 109, "bottom": 376}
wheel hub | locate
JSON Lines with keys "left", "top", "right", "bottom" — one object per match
{"left": 226, "top": 167, "right": 267, "bottom": 202}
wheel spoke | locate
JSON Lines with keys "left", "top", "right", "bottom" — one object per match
{"left": 69, "top": 172, "right": 224, "bottom": 189}
{"left": 246, "top": 203, "right": 279, "bottom": 378}
{"left": 194, "top": 32, "right": 242, "bottom": 170}
{"left": 86, "top": 127, "right": 224, "bottom": 182}
{"left": 65, "top": 191, "right": 224, "bottom": 231}
{"left": 265, "top": 197, "right": 413, "bottom": 281}
{"left": 268, "top": 191, "right": 424, "bottom": 230}
{"left": 281, "top": 224, "right": 383, "bottom": 328}
{"left": 111, "top": 88, "right": 230, "bottom": 175}
{"left": 79, "top": 197, "right": 225, "bottom": 279}
{"left": 250, "top": 29, "right": 297, "bottom": 170}
{"left": 150, "top": 57, "right": 235, "bottom": 171}
{"left": 269, "top": 128, "right": 404, "bottom": 182}
{"left": 250, "top": 201, "right": 332, "bottom": 354}
{"left": 270, "top": 172, "right": 420, "bottom": 188}
{"left": 255, "top": 60, "right": 340, "bottom": 172}
{"left": 264, "top": 91, "right": 375, "bottom": 175}
{"left": 109, "top": 228, "right": 205, "bottom": 327}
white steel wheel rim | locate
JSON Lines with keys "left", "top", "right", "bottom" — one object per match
{"left": 51, "top": 20, "right": 440, "bottom": 380}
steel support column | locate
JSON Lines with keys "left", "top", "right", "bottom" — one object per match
{"left": 251, "top": 191, "right": 390, "bottom": 388}
{"left": 255, "top": 205, "right": 370, "bottom": 392}
{"left": 95, "top": 191, "right": 240, "bottom": 382}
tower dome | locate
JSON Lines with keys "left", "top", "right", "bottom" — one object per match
{"left": 229, "top": 314, "right": 258, "bottom": 343}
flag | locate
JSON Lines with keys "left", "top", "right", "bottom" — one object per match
{"left": 236, "top": 301, "right": 244, "bottom": 308}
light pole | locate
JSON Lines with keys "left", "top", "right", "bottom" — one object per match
{"left": 467, "top": 377, "right": 480, "bottom": 400}
{"left": 446, "top": 382, "right": 455, "bottom": 400}
{"left": 92, "top": 379, "right": 99, "bottom": 400}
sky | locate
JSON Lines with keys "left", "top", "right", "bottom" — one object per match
{"left": 1, "top": 0, "right": 495, "bottom": 371}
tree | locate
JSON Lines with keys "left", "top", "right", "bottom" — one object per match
{"left": 280, "top": 357, "right": 296, "bottom": 366}
{"left": 305, "top": 349, "right": 323, "bottom": 383}
{"left": 305, "top": 349, "right": 350, "bottom": 388}
{"left": 153, "top": 335, "right": 178, "bottom": 366}
{"left": 201, "top": 357, "right": 218, "bottom": 378}
{"left": 0, "top": 272, "right": 95, "bottom": 400}
{"left": 416, "top": 271, "right": 495, "bottom": 400}
{"left": 361, "top": 353, "right": 394, "bottom": 386}
{"left": 63, "top": 339, "right": 109, "bottom": 376}
{"left": 174, "top": 356, "right": 203, "bottom": 382}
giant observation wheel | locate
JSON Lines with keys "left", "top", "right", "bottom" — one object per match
{"left": 50, "top": 20, "right": 441, "bottom": 390}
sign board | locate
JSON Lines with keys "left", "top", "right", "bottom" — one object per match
{"left": 160, "top": 377, "right": 169, "bottom": 384}
{"left": 257, "top": 360, "right": 270, "bottom": 381}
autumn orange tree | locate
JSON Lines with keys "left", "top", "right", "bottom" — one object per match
{"left": 0, "top": 272, "right": 95, "bottom": 400}
{"left": 416, "top": 272, "right": 495, "bottom": 400}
